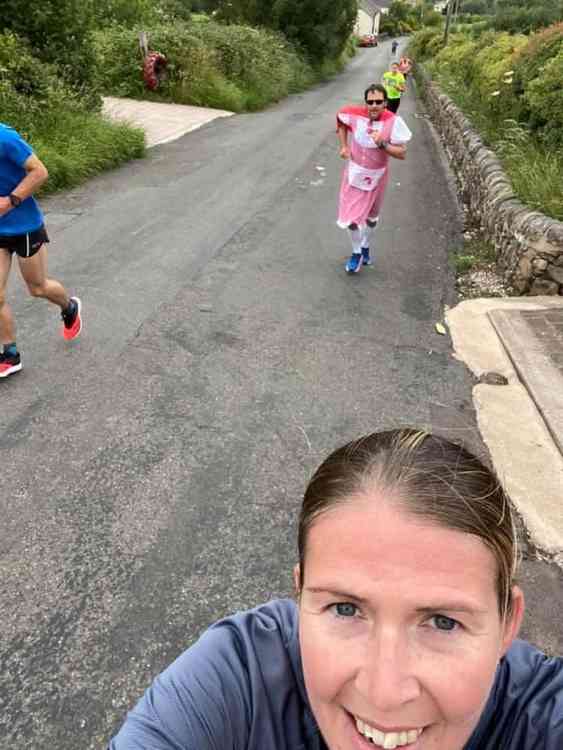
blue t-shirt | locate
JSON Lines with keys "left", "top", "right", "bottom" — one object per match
{"left": 108, "top": 599, "right": 563, "bottom": 750}
{"left": 0, "top": 123, "right": 44, "bottom": 235}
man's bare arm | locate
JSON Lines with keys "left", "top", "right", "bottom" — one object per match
{"left": 0, "top": 154, "right": 48, "bottom": 216}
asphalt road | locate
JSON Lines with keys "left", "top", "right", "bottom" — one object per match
{"left": 1, "top": 44, "right": 561, "bottom": 749}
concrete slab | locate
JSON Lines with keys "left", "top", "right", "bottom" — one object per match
{"left": 102, "top": 97, "right": 234, "bottom": 148}
{"left": 447, "top": 297, "right": 563, "bottom": 564}
{"left": 489, "top": 308, "right": 563, "bottom": 455}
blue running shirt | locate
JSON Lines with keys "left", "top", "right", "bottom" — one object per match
{"left": 108, "top": 599, "right": 563, "bottom": 750}
{"left": 0, "top": 123, "right": 44, "bottom": 235}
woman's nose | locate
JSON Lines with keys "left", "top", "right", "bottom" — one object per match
{"left": 354, "top": 628, "right": 422, "bottom": 711}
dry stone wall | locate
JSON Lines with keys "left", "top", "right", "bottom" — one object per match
{"left": 417, "top": 67, "right": 563, "bottom": 296}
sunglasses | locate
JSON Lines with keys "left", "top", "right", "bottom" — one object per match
{"left": 366, "top": 99, "right": 385, "bottom": 105}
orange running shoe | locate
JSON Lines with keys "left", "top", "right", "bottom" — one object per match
{"left": 0, "top": 351, "right": 22, "bottom": 378}
{"left": 61, "top": 296, "right": 82, "bottom": 341}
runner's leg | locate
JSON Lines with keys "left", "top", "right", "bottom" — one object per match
{"left": 361, "top": 217, "right": 379, "bottom": 247}
{"left": 345, "top": 223, "right": 363, "bottom": 273}
{"left": 360, "top": 222, "right": 375, "bottom": 266}
{"left": 17, "top": 245, "right": 70, "bottom": 308}
{"left": 360, "top": 225, "right": 371, "bottom": 249}
{"left": 18, "top": 244, "right": 82, "bottom": 340}
{"left": 0, "top": 248, "right": 16, "bottom": 346}
{"left": 348, "top": 223, "right": 362, "bottom": 253}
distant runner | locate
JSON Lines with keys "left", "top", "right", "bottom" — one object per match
{"left": 391, "top": 39, "right": 399, "bottom": 56}
{"left": 0, "top": 123, "right": 82, "bottom": 378}
{"left": 336, "top": 84, "right": 412, "bottom": 273}
{"left": 382, "top": 62, "right": 406, "bottom": 113}
{"left": 398, "top": 55, "right": 413, "bottom": 84}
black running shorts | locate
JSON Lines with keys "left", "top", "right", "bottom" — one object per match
{"left": 0, "top": 225, "right": 50, "bottom": 258}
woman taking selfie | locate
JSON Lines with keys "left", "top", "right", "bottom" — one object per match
{"left": 109, "top": 428, "right": 563, "bottom": 749}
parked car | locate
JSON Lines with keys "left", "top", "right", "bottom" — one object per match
{"left": 358, "top": 34, "right": 378, "bottom": 47}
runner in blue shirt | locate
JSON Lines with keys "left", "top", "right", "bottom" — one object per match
{"left": 0, "top": 123, "right": 82, "bottom": 378}
{"left": 108, "top": 429, "right": 563, "bottom": 750}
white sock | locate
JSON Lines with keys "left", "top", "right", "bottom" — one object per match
{"left": 348, "top": 227, "right": 362, "bottom": 254}
{"left": 361, "top": 219, "right": 378, "bottom": 249}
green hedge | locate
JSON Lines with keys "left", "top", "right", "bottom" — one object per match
{"left": 0, "top": 32, "right": 145, "bottom": 192}
{"left": 93, "top": 20, "right": 344, "bottom": 113}
{"left": 409, "top": 23, "right": 563, "bottom": 219}
{"left": 411, "top": 23, "right": 563, "bottom": 148}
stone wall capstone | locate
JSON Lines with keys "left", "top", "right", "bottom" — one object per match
{"left": 417, "top": 66, "right": 563, "bottom": 296}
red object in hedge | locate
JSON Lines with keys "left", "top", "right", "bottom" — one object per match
{"left": 143, "top": 51, "right": 167, "bottom": 90}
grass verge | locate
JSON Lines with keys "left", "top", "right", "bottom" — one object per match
{"left": 450, "top": 236, "right": 496, "bottom": 275}
{"left": 428, "top": 69, "right": 563, "bottom": 222}
{"left": 5, "top": 99, "right": 145, "bottom": 194}
{"left": 31, "top": 111, "right": 145, "bottom": 194}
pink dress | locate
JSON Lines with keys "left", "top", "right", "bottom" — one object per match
{"left": 336, "top": 106, "right": 411, "bottom": 229}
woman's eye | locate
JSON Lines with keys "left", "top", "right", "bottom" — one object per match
{"left": 430, "top": 614, "right": 458, "bottom": 632}
{"left": 332, "top": 602, "right": 358, "bottom": 618}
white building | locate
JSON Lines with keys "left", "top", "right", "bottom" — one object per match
{"left": 355, "top": 0, "right": 383, "bottom": 36}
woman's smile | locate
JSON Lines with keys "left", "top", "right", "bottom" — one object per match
{"left": 298, "top": 496, "right": 521, "bottom": 750}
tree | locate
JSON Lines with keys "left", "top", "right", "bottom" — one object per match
{"left": 459, "top": 0, "right": 492, "bottom": 14}
{"left": 214, "top": 0, "right": 358, "bottom": 61}
{"left": 92, "top": 0, "right": 162, "bottom": 27}
{"left": 494, "top": 1, "right": 563, "bottom": 33}
{"left": 380, "top": 1, "right": 419, "bottom": 35}
{"left": 1, "top": 0, "right": 97, "bottom": 95}
{"left": 273, "top": 0, "right": 357, "bottom": 60}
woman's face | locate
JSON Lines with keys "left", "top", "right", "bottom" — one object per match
{"left": 297, "top": 495, "right": 523, "bottom": 750}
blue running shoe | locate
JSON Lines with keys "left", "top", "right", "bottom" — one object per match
{"left": 361, "top": 247, "right": 372, "bottom": 266}
{"left": 345, "top": 252, "right": 362, "bottom": 273}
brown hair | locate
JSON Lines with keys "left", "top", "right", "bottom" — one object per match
{"left": 364, "top": 83, "right": 387, "bottom": 102}
{"left": 298, "top": 428, "right": 519, "bottom": 619}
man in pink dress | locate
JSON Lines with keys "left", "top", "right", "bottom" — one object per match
{"left": 336, "top": 84, "right": 412, "bottom": 273}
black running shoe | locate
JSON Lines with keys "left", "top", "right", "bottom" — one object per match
{"left": 61, "top": 296, "right": 82, "bottom": 340}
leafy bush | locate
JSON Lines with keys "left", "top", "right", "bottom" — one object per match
{"left": 432, "top": 35, "right": 480, "bottom": 87}
{"left": 0, "top": 31, "right": 145, "bottom": 192}
{"left": 271, "top": 0, "right": 357, "bottom": 62}
{"left": 190, "top": 23, "right": 316, "bottom": 105}
{"left": 459, "top": 0, "right": 492, "bottom": 14}
{"left": 380, "top": 0, "right": 420, "bottom": 35}
{"left": 213, "top": 0, "right": 357, "bottom": 62}
{"left": 510, "top": 22, "right": 563, "bottom": 132}
{"left": 426, "top": 32, "right": 448, "bottom": 59}
{"left": 0, "top": 32, "right": 92, "bottom": 136}
{"left": 423, "top": 10, "right": 444, "bottom": 28}
{"left": 493, "top": 4, "right": 563, "bottom": 34}
{"left": 31, "top": 112, "right": 145, "bottom": 193}
{"left": 92, "top": 0, "right": 161, "bottom": 28}
{"left": 408, "top": 29, "right": 443, "bottom": 61}
{"left": 466, "top": 19, "right": 496, "bottom": 37}
{"left": 524, "top": 47, "right": 563, "bottom": 147}
{"left": 92, "top": 26, "right": 147, "bottom": 97}
{"left": 471, "top": 32, "right": 527, "bottom": 113}
{"left": 428, "top": 29, "right": 527, "bottom": 121}
{"left": 511, "top": 21, "right": 563, "bottom": 90}
{"left": 417, "top": 22, "right": 563, "bottom": 220}
{"left": 93, "top": 20, "right": 319, "bottom": 112}
{"left": 0, "top": 32, "right": 62, "bottom": 101}
{"left": 1, "top": 0, "right": 99, "bottom": 103}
